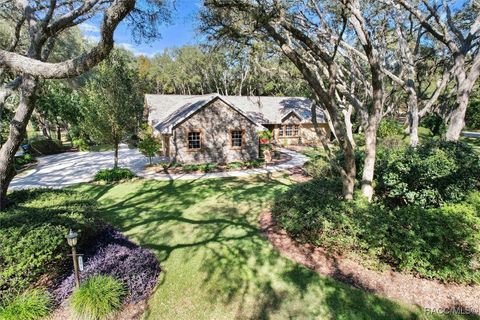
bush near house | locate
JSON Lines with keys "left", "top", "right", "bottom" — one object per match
{"left": 273, "top": 141, "right": 480, "bottom": 284}
{"left": 94, "top": 168, "right": 136, "bottom": 182}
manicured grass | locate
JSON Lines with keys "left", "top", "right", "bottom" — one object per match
{"left": 75, "top": 176, "right": 474, "bottom": 319}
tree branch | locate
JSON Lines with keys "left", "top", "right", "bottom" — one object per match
{"left": 0, "top": 0, "right": 135, "bottom": 79}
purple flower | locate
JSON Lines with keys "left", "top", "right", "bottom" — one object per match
{"left": 53, "top": 227, "right": 160, "bottom": 304}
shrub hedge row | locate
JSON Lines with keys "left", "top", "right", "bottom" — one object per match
{"left": 273, "top": 141, "right": 480, "bottom": 284}
{"left": 272, "top": 178, "right": 480, "bottom": 284}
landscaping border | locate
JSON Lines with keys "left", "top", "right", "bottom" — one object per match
{"left": 259, "top": 210, "right": 480, "bottom": 315}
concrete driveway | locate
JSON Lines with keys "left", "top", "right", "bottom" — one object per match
{"left": 462, "top": 131, "right": 480, "bottom": 138}
{"left": 10, "top": 145, "right": 308, "bottom": 189}
{"left": 10, "top": 144, "right": 163, "bottom": 190}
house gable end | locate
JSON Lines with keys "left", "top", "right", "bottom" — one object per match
{"left": 171, "top": 96, "right": 265, "bottom": 132}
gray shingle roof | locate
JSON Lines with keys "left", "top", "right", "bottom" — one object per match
{"left": 145, "top": 93, "right": 326, "bottom": 134}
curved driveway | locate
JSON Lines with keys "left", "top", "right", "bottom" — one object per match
{"left": 11, "top": 145, "right": 307, "bottom": 189}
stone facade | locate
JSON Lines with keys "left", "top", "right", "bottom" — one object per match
{"left": 271, "top": 112, "right": 328, "bottom": 146}
{"left": 164, "top": 99, "right": 259, "bottom": 164}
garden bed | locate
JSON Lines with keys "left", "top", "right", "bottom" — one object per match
{"left": 146, "top": 151, "right": 292, "bottom": 174}
{"left": 260, "top": 209, "right": 480, "bottom": 315}
{"left": 0, "top": 188, "right": 160, "bottom": 320}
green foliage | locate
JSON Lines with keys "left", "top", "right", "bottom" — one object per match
{"left": 94, "top": 168, "right": 136, "bottom": 182}
{"left": 28, "top": 137, "right": 64, "bottom": 155}
{"left": 36, "top": 80, "right": 82, "bottom": 132}
{"left": 14, "top": 153, "right": 36, "bottom": 168}
{"left": 273, "top": 179, "right": 480, "bottom": 284}
{"left": 244, "top": 159, "right": 265, "bottom": 168}
{"left": 421, "top": 114, "right": 445, "bottom": 136}
{"left": 138, "top": 136, "right": 161, "bottom": 164}
{"left": 377, "top": 119, "right": 403, "bottom": 138}
{"left": 70, "top": 275, "right": 125, "bottom": 320}
{"left": 147, "top": 45, "right": 308, "bottom": 96}
{"left": 301, "top": 147, "right": 332, "bottom": 178}
{"left": 466, "top": 99, "right": 480, "bottom": 129}
{"left": 73, "top": 138, "right": 90, "bottom": 151}
{"left": 304, "top": 157, "right": 332, "bottom": 178}
{"left": 375, "top": 140, "right": 480, "bottom": 208}
{"left": 226, "top": 162, "right": 243, "bottom": 170}
{"left": 80, "top": 49, "right": 143, "bottom": 150}
{"left": 182, "top": 163, "right": 218, "bottom": 173}
{"left": 0, "top": 290, "right": 52, "bottom": 320}
{"left": 257, "top": 130, "right": 273, "bottom": 141}
{"left": 0, "top": 189, "right": 99, "bottom": 301}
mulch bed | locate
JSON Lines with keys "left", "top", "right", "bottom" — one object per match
{"left": 259, "top": 210, "right": 480, "bottom": 315}
{"left": 146, "top": 152, "right": 293, "bottom": 175}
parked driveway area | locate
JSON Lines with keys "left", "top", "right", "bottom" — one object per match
{"left": 11, "top": 145, "right": 163, "bottom": 190}
{"left": 11, "top": 145, "right": 307, "bottom": 189}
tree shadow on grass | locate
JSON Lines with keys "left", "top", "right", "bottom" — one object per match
{"left": 77, "top": 176, "right": 472, "bottom": 320}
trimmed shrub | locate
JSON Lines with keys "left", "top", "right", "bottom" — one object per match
{"left": 377, "top": 119, "right": 404, "bottom": 138}
{"left": 70, "top": 275, "right": 125, "bottom": 320}
{"left": 14, "top": 153, "right": 36, "bottom": 168}
{"left": 29, "top": 137, "right": 65, "bottom": 155}
{"left": 53, "top": 227, "right": 160, "bottom": 304}
{"left": 244, "top": 159, "right": 264, "bottom": 168}
{"left": 94, "top": 168, "right": 135, "bottom": 182}
{"left": 272, "top": 178, "right": 480, "bottom": 284}
{"left": 303, "top": 151, "right": 332, "bottom": 178}
{"left": 73, "top": 138, "right": 90, "bottom": 151}
{"left": 0, "top": 189, "right": 99, "bottom": 302}
{"left": 375, "top": 140, "right": 480, "bottom": 208}
{"left": 0, "top": 290, "right": 52, "bottom": 320}
{"left": 226, "top": 162, "right": 243, "bottom": 170}
{"left": 200, "top": 163, "right": 218, "bottom": 172}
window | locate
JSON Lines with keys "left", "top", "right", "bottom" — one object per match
{"left": 285, "top": 125, "right": 293, "bottom": 136}
{"left": 188, "top": 131, "right": 201, "bottom": 149}
{"left": 293, "top": 125, "right": 299, "bottom": 136}
{"left": 231, "top": 130, "right": 243, "bottom": 147}
{"left": 279, "top": 126, "right": 284, "bottom": 137}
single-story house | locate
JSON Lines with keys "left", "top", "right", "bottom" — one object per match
{"left": 145, "top": 93, "right": 328, "bottom": 164}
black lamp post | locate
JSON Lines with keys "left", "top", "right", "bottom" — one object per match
{"left": 66, "top": 229, "right": 80, "bottom": 288}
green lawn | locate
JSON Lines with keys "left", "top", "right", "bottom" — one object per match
{"left": 75, "top": 176, "right": 472, "bottom": 320}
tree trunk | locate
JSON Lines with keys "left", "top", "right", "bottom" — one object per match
{"left": 0, "top": 76, "right": 37, "bottom": 210}
{"left": 56, "top": 124, "right": 62, "bottom": 141}
{"left": 361, "top": 81, "right": 383, "bottom": 201}
{"left": 407, "top": 90, "right": 419, "bottom": 147}
{"left": 341, "top": 145, "right": 356, "bottom": 200}
{"left": 445, "top": 90, "right": 469, "bottom": 141}
{"left": 361, "top": 124, "right": 377, "bottom": 201}
{"left": 114, "top": 141, "right": 119, "bottom": 168}
{"left": 445, "top": 70, "right": 477, "bottom": 141}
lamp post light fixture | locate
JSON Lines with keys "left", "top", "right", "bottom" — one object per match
{"left": 66, "top": 229, "right": 80, "bottom": 288}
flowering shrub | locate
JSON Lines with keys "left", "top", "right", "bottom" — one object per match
{"left": 53, "top": 227, "right": 160, "bottom": 304}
